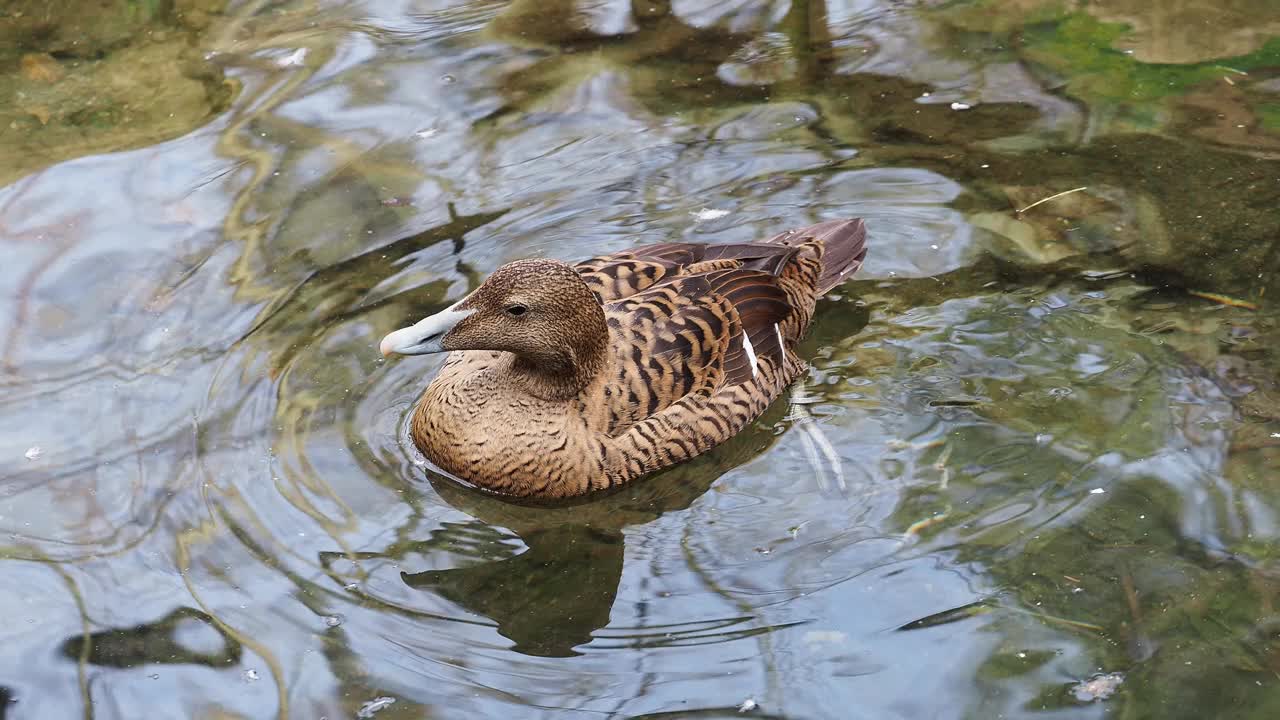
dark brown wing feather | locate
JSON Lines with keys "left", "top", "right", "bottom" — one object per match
{"left": 697, "top": 268, "right": 793, "bottom": 385}
{"left": 764, "top": 218, "right": 867, "bottom": 294}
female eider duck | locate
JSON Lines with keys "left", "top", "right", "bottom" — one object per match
{"left": 380, "top": 219, "right": 867, "bottom": 498}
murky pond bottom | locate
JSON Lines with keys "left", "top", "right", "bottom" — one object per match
{"left": 2, "top": 1, "right": 1279, "bottom": 718}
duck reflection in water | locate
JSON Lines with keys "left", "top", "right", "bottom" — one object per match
{"left": 393, "top": 385, "right": 864, "bottom": 657}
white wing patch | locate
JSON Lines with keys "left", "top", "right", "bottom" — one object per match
{"left": 741, "top": 332, "right": 759, "bottom": 378}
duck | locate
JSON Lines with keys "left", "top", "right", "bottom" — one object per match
{"left": 380, "top": 219, "right": 868, "bottom": 499}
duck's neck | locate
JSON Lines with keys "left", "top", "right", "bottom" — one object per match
{"left": 509, "top": 306, "right": 609, "bottom": 401}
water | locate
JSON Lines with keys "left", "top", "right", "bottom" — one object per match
{"left": 1, "top": 1, "right": 1279, "bottom": 718}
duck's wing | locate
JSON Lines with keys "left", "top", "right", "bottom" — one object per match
{"left": 591, "top": 221, "right": 870, "bottom": 484}
{"left": 574, "top": 242, "right": 801, "bottom": 304}
{"left": 597, "top": 262, "right": 803, "bottom": 435}
{"left": 574, "top": 219, "right": 866, "bottom": 304}
{"left": 596, "top": 263, "right": 812, "bottom": 482}
{"left": 587, "top": 220, "right": 868, "bottom": 485}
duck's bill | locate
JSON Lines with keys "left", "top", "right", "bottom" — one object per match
{"left": 379, "top": 306, "right": 474, "bottom": 357}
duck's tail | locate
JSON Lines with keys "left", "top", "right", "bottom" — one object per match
{"left": 765, "top": 219, "right": 868, "bottom": 295}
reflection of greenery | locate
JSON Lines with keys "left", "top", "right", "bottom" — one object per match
{"left": 125, "top": 0, "right": 168, "bottom": 21}
{"left": 933, "top": 2, "right": 1280, "bottom": 142}
{"left": 1259, "top": 103, "right": 1280, "bottom": 131}
{"left": 865, "top": 280, "right": 1280, "bottom": 715}
{"left": 0, "top": 0, "right": 234, "bottom": 185}
{"left": 1022, "top": 13, "right": 1280, "bottom": 104}
{"left": 975, "top": 479, "right": 1280, "bottom": 716}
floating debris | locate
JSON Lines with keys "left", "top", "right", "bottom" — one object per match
{"left": 357, "top": 696, "right": 397, "bottom": 718}
{"left": 928, "top": 399, "right": 982, "bottom": 407}
{"left": 24, "top": 446, "right": 41, "bottom": 461}
{"left": 950, "top": 102, "right": 972, "bottom": 111}
{"left": 414, "top": 128, "right": 440, "bottom": 139}
{"left": 25, "top": 106, "right": 52, "bottom": 125}
{"left": 242, "top": 669, "right": 260, "bottom": 682}
{"left": 1186, "top": 290, "right": 1259, "bottom": 311}
{"left": 1016, "top": 186, "right": 1088, "bottom": 215}
{"left": 1089, "top": 488, "right": 1106, "bottom": 495}
{"left": 738, "top": 697, "right": 758, "bottom": 713}
{"left": 19, "top": 53, "right": 64, "bottom": 84}
{"left": 904, "top": 509, "right": 951, "bottom": 538}
{"left": 898, "top": 601, "right": 993, "bottom": 630}
{"left": 899, "top": 600, "right": 1104, "bottom": 634}
{"left": 885, "top": 438, "right": 946, "bottom": 451}
{"left": 276, "top": 48, "right": 308, "bottom": 68}
{"left": 691, "top": 208, "right": 730, "bottom": 222}
{"left": 1005, "top": 606, "right": 1105, "bottom": 633}
{"left": 1072, "top": 672, "right": 1124, "bottom": 702}
{"left": 323, "top": 615, "right": 342, "bottom": 628}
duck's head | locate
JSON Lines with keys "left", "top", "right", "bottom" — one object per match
{"left": 379, "top": 258, "right": 607, "bottom": 372}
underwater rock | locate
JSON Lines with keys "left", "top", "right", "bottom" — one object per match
{"left": 0, "top": 0, "right": 234, "bottom": 186}
{"left": 1072, "top": 672, "right": 1124, "bottom": 702}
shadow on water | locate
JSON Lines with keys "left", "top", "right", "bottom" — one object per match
{"left": 60, "top": 607, "right": 242, "bottom": 669}
{"left": 382, "top": 395, "right": 815, "bottom": 658}
{"left": 1, "top": 0, "right": 1280, "bottom": 718}
{"left": 400, "top": 521, "right": 627, "bottom": 658}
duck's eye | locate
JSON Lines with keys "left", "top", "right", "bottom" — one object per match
{"left": 505, "top": 304, "right": 528, "bottom": 317}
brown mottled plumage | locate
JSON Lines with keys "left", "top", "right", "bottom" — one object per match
{"left": 379, "top": 219, "right": 868, "bottom": 498}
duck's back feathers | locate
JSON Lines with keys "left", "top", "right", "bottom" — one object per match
{"left": 577, "top": 241, "right": 799, "bottom": 303}
{"left": 577, "top": 218, "right": 865, "bottom": 299}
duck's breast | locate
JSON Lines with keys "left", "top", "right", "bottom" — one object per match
{"left": 412, "top": 359, "right": 602, "bottom": 496}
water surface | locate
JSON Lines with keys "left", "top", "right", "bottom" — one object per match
{"left": 2, "top": 1, "right": 1280, "bottom": 718}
